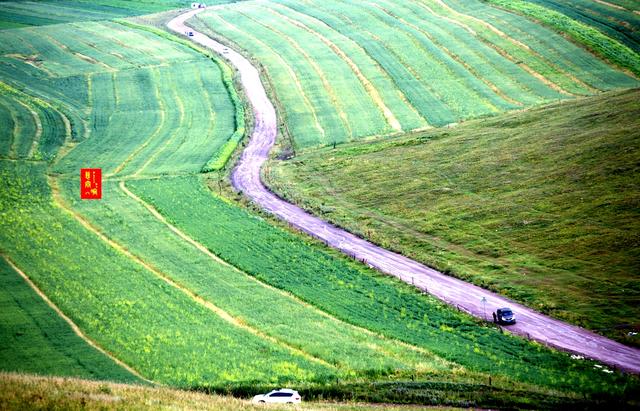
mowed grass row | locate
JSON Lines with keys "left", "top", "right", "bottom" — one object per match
{"left": 193, "top": 0, "right": 638, "bottom": 149}
{"left": 0, "top": 21, "right": 239, "bottom": 175}
{"left": 0, "top": 160, "right": 331, "bottom": 386}
{"left": 267, "top": 89, "right": 640, "bottom": 347}
{"left": 127, "top": 176, "right": 637, "bottom": 397}
{"left": 58, "top": 177, "right": 452, "bottom": 380}
{"left": 0, "top": 257, "right": 140, "bottom": 383}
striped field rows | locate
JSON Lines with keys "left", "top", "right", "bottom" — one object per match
{"left": 193, "top": 0, "right": 638, "bottom": 148}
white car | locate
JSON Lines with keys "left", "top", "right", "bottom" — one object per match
{"left": 251, "top": 388, "right": 301, "bottom": 404}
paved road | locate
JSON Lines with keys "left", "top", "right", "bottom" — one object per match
{"left": 168, "top": 9, "right": 640, "bottom": 373}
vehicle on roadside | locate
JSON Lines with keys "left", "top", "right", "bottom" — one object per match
{"left": 252, "top": 388, "right": 301, "bottom": 404}
{"left": 493, "top": 307, "right": 516, "bottom": 325}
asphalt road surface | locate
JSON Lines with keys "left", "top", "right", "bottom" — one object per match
{"left": 168, "top": 9, "right": 640, "bottom": 373}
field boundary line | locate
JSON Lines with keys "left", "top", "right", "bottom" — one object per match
{"left": 40, "top": 32, "right": 117, "bottom": 73}
{"left": 49, "top": 176, "right": 334, "bottom": 369}
{"left": 4, "top": 96, "right": 20, "bottom": 158}
{"left": 120, "top": 179, "right": 438, "bottom": 359}
{"left": 1, "top": 255, "right": 153, "bottom": 384}
{"left": 265, "top": 5, "right": 402, "bottom": 132}
{"left": 238, "top": 10, "right": 353, "bottom": 142}
{"left": 209, "top": 13, "right": 326, "bottom": 141}
{"left": 593, "top": 0, "right": 627, "bottom": 11}
{"left": 370, "top": 0, "right": 523, "bottom": 107}
{"left": 133, "top": 84, "right": 186, "bottom": 176}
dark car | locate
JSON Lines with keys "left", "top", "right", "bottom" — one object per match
{"left": 493, "top": 307, "right": 516, "bottom": 325}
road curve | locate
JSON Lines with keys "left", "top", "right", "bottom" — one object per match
{"left": 168, "top": 9, "right": 640, "bottom": 373}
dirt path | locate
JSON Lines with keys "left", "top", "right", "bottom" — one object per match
{"left": 168, "top": 9, "right": 640, "bottom": 373}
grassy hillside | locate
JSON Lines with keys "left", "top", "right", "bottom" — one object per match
{"left": 190, "top": 0, "right": 638, "bottom": 149}
{"left": 268, "top": 89, "right": 640, "bottom": 347}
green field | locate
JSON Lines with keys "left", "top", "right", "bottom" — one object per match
{"left": 1, "top": 1, "right": 640, "bottom": 408}
{"left": 0, "top": 0, "right": 243, "bottom": 29}
{"left": 190, "top": 0, "right": 638, "bottom": 149}
{"left": 0, "top": 20, "right": 240, "bottom": 174}
{"left": 515, "top": 0, "right": 640, "bottom": 54}
{"left": 268, "top": 89, "right": 640, "bottom": 347}
{"left": 0, "top": 257, "right": 139, "bottom": 382}
{"left": 486, "top": 0, "right": 640, "bottom": 75}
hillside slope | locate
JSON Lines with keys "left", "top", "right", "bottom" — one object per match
{"left": 190, "top": 0, "right": 638, "bottom": 149}
{"left": 268, "top": 89, "right": 640, "bottom": 346}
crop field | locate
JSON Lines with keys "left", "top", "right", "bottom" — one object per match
{"left": 125, "top": 175, "right": 640, "bottom": 399}
{"left": 485, "top": 0, "right": 640, "bottom": 76}
{"left": 513, "top": 0, "right": 640, "bottom": 54}
{"left": 0, "top": 257, "right": 139, "bottom": 382}
{"left": 58, "top": 177, "right": 453, "bottom": 380}
{"left": 268, "top": 89, "right": 640, "bottom": 347}
{"left": 191, "top": 0, "right": 639, "bottom": 149}
{"left": 0, "top": 83, "right": 67, "bottom": 161}
{"left": 1, "top": 161, "right": 335, "bottom": 386}
{"left": 0, "top": 21, "right": 240, "bottom": 174}
{"left": 1, "top": 1, "right": 640, "bottom": 408}
{"left": 0, "top": 0, "right": 241, "bottom": 29}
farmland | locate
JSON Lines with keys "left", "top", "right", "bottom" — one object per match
{"left": 0, "top": 20, "right": 240, "bottom": 175}
{"left": 268, "top": 89, "right": 640, "bottom": 347}
{"left": 0, "top": 0, "right": 242, "bottom": 30}
{"left": 127, "top": 175, "right": 638, "bottom": 399}
{"left": 508, "top": 0, "right": 640, "bottom": 54}
{"left": 190, "top": 0, "right": 638, "bottom": 149}
{"left": 486, "top": 0, "right": 640, "bottom": 75}
{"left": 0, "top": 257, "right": 139, "bottom": 382}
{"left": 1, "top": 0, "right": 639, "bottom": 408}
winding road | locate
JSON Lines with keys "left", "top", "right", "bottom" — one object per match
{"left": 168, "top": 8, "right": 640, "bottom": 373}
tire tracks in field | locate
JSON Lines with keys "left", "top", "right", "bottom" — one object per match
{"left": 169, "top": 7, "right": 640, "bottom": 373}
{"left": 1, "top": 255, "right": 154, "bottom": 385}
